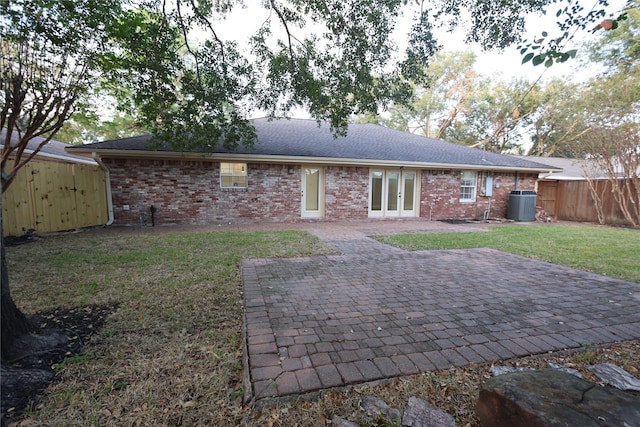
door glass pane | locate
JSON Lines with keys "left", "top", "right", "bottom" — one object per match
{"left": 403, "top": 172, "right": 415, "bottom": 211}
{"left": 371, "top": 171, "right": 383, "bottom": 211}
{"left": 305, "top": 168, "right": 319, "bottom": 211}
{"left": 387, "top": 172, "right": 399, "bottom": 211}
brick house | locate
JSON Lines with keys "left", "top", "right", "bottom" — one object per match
{"left": 67, "top": 118, "right": 559, "bottom": 227}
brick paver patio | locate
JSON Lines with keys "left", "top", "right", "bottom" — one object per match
{"left": 241, "top": 221, "right": 640, "bottom": 401}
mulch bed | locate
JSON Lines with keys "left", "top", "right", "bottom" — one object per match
{"left": 1, "top": 304, "right": 116, "bottom": 424}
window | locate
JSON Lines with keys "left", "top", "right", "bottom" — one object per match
{"left": 460, "top": 170, "right": 477, "bottom": 201}
{"left": 220, "top": 162, "right": 247, "bottom": 188}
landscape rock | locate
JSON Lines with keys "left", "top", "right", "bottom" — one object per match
{"left": 547, "top": 362, "right": 583, "bottom": 378}
{"left": 401, "top": 396, "right": 455, "bottom": 427}
{"left": 360, "top": 396, "right": 401, "bottom": 423}
{"left": 332, "top": 415, "right": 360, "bottom": 427}
{"left": 477, "top": 369, "right": 640, "bottom": 427}
{"left": 588, "top": 363, "right": 640, "bottom": 392}
{"left": 490, "top": 366, "right": 534, "bottom": 376}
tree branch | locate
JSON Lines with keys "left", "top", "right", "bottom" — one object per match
{"left": 176, "top": 0, "right": 202, "bottom": 86}
{"left": 269, "top": 0, "right": 295, "bottom": 66}
{"left": 187, "top": 0, "right": 227, "bottom": 66}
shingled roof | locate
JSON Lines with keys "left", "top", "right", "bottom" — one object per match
{"left": 67, "top": 118, "right": 559, "bottom": 172}
{"left": 1, "top": 128, "right": 97, "bottom": 165}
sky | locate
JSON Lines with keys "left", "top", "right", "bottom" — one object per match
{"left": 208, "top": 0, "right": 628, "bottom": 84}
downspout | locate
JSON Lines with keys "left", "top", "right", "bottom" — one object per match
{"left": 92, "top": 152, "right": 114, "bottom": 226}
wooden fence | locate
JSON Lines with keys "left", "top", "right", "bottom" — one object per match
{"left": 538, "top": 179, "right": 632, "bottom": 226}
{"left": 2, "top": 158, "right": 109, "bottom": 237}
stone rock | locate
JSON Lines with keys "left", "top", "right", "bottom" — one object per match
{"left": 360, "top": 396, "right": 401, "bottom": 423}
{"left": 332, "top": 415, "right": 360, "bottom": 427}
{"left": 490, "top": 366, "right": 534, "bottom": 376}
{"left": 401, "top": 396, "right": 455, "bottom": 427}
{"left": 477, "top": 369, "right": 640, "bottom": 427}
{"left": 588, "top": 363, "right": 640, "bottom": 392}
{"left": 547, "top": 362, "right": 583, "bottom": 378}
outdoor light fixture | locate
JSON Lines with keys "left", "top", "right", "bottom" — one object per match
{"left": 288, "top": 166, "right": 295, "bottom": 174}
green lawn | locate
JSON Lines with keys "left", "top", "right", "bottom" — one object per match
{"left": 6, "top": 229, "right": 338, "bottom": 426}
{"left": 375, "top": 223, "right": 640, "bottom": 283}
{"left": 4, "top": 224, "right": 639, "bottom": 426}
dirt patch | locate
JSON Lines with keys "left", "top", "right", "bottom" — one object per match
{"left": 1, "top": 304, "right": 115, "bottom": 423}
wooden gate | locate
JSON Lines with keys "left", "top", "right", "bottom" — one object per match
{"left": 537, "top": 180, "right": 558, "bottom": 218}
{"left": 2, "top": 158, "right": 109, "bottom": 237}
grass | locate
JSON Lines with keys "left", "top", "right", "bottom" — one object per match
{"left": 375, "top": 223, "right": 640, "bottom": 283}
{"left": 5, "top": 224, "right": 639, "bottom": 426}
{"left": 7, "top": 228, "right": 338, "bottom": 426}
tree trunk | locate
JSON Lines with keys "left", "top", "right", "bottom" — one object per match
{"left": 1, "top": 194, "right": 32, "bottom": 362}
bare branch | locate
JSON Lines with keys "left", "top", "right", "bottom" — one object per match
{"left": 176, "top": 0, "right": 202, "bottom": 86}
{"left": 269, "top": 0, "right": 295, "bottom": 65}
{"left": 187, "top": 0, "right": 227, "bottom": 65}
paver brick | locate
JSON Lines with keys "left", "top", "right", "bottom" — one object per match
{"left": 424, "top": 350, "right": 454, "bottom": 370}
{"left": 337, "top": 363, "right": 365, "bottom": 384}
{"left": 249, "top": 342, "right": 278, "bottom": 355}
{"left": 251, "top": 353, "right": 280, "bottom": 368}
{"left": 288, "top": 344, "right": 308, "bottom": 358}
{"left": 310, "top": 352, "right": 332, "bottom": 366}
{"left": 252, "top": 366, "right": 284, "bottom": 381}
{"left": 456, "top": 346, "right": 485, "bottom": 364}
{"left": 276, "top": 371, "right": 300, "bottom": 395}
{"left": 356, "top": 348, "right": 376, "bottom": 360}
{"left": 316, "top": 364, "right": 343, "bottom": 387}
{"left": 440, "top": 348, "right": 468, "bottom": 367}
{"left": 391, "top": 355, "right": 419, "bottom": 375}
{"left": 296, "top": 368, "right": 322, "bottom": 392}
{"left": 355, "top": 360, "right": 383, "bottom": 381}
{"left": 373, "top": 357, "right": 401, "bottom": 377}
{"left": 281, "top": 358, "right": 303, "bottom": 371}
{"left": 242, "top": 224, "right": 640, "bottom": 401}
{"left": 407, "top": 352, "right": 436, "bottom": 371}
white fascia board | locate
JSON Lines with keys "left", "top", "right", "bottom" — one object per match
{"left": 3, "top": 145, "right": 98, "bottom": 165}
{"left": 65, "top": 148, "right": 560, "bottom": 173}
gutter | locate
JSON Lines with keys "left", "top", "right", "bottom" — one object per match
{"left": 67, "top": 148, "right": 563, "bottom": 174}
{"left": 92, "top": 152, "right": 114, "bottom": 226}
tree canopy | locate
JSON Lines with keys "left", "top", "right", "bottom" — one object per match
{"left": 3, "top": 0, "right": 629, "bottom": 157}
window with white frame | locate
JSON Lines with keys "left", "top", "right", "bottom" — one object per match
{"left": 220, "top": 162, "right": 247, "bottom": 188}
{"left": 460, "top": 170, "right": 477, "bottom": 201}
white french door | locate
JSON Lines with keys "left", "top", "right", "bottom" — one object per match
{"left": 369, "top": 169, "right": 418, "bottom": 217}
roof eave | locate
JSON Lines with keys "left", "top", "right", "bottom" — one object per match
{"left": 65, "top": 147, "right": 562, "bottom": 173}
{"left": 3, "top": 145, "right": 98, "bottom": 165}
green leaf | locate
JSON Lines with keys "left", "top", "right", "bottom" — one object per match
{"left": 522, "top": 52, "right": 534, "bottom": 64}
{"left": 542, "top": 31, "right": 548, "bottom": 37}
{"left": 556, "top": 8, "right": 563, "bottom": 17}
{"left": 545, "top": 58, "right": 554, "bottom": 67}
{"left": 532, "top": 54, "right": 546, "bottom": 66}
{"left": 567, "top": 49, "right": 578, "bottom": 58}
{"left": 520, "top": 47, "right": 528, "bottom": 55}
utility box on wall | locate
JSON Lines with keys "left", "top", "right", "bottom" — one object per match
{"left": 507, "top": 190, "right": 537, "bottom": 221}
{"left": 485, "top": 176, "right": 493, "bottom": 197}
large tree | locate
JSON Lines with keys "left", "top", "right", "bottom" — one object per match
{"left": 357, "top": 50, "right": 479, "bottom": 138}
{"left": 1, "top": 0, "right": 630, "bottom": 360}
{"left": 527, "top": 0, "right": 639, "bottom": 156}
{"left": 1, "top": 0, "right": 131, "bottom": 361}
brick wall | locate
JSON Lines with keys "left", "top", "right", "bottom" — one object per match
{"left": 104, "top": 159, "right": 302, "bottom": 226}
{"left": 103, "top": 158, "right": 537, "bottom": 226}
{"left": 420, "top": 170, "right": 537, "bottom": 220}
{"left": 324, "top": 166, "right": 369, "bottom": 220}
